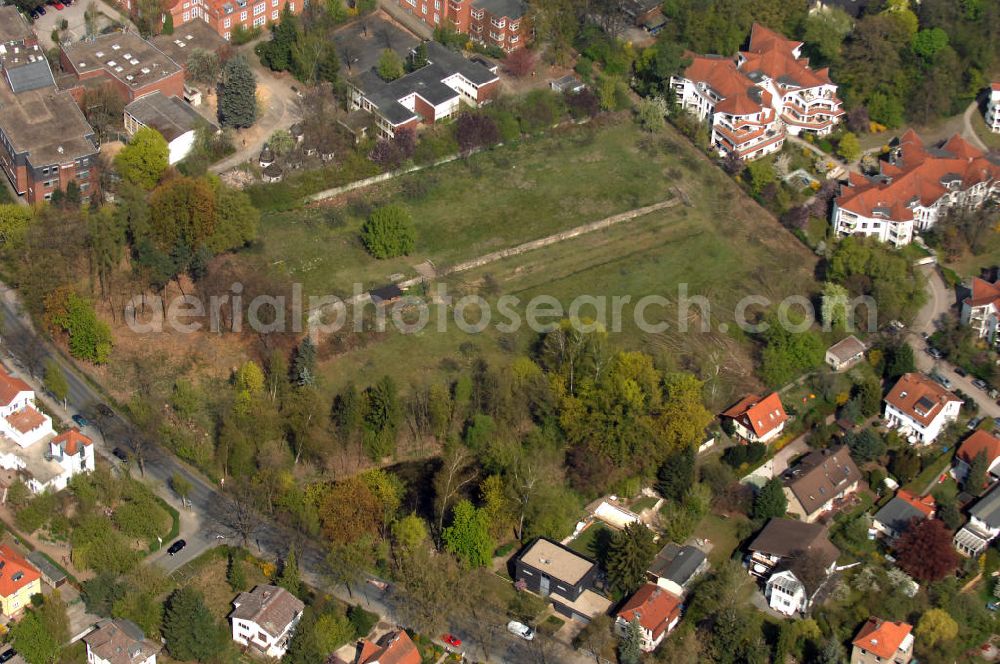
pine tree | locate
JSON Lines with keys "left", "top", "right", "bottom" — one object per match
{"left": 618, "top": 618, "right": 642, "bottom": 664}
{"left": 163, "top": 587, "right": 226, "bottom": 662}
{"left": 606, "top": 522, "right": 658, "bottom": 596}
{"left": 218, "top": 55, "right": 257, "bottom": 128}
{"left": 656, "top": 446, "right": 695, "bottom": 502}
{"left": 292, "top": 337, "right": 316, "bottom": 386}
{"left": 966, "top": 450, "right": 989, "bottom": 495}
{"left": 752, "top": 478, "right": 787, "bottom": 521}
{"left": 227, "top": 553, "right": 247, "bottom": 591}
{"left": 277, "top": 545, "right": 303, "bottom": 597}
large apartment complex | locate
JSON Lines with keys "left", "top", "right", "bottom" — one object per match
{"left": 0, "top": 7, "right": 98, "bottom": 204}
{"left": 833, "top": 131, "right": 1000, "bottom": 247}
{"left": 395, "top": 0, "right": 529, "bottom": 52}
{"left": 671, "top": 23, "right": 843, "bottom": 160}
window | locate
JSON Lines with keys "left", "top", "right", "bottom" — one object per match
{"left": 253, "top": 2, "right": 264, "bottom": 14}
{"left": 433, "top": 12, "right": 439, "bottom": 22}
{"left": 183, "top": 11, "right": 190, "bottom": 20}
{"left": 271, "top": 9, "right": 278, "bottom": 18}
{"left": 253, "top": 14, "right": 265, "bottom": 24}
{"left": 240, "top": 10, "right": 247, "bottom": 19}
{"left": 434, "top": 0, "right": 439, "bottom": 7}
{"left": 224, "top": 31, "right": 231, "bottom": 39}
{"left": 509, "top": 20, "right": 519, "bottom": 30}
{"left": 509, "top": 34, "right": 518, "bottom": 43}
{"left": 224, "top": 17, "right": 231, "bottom": 26}
{"left": 471, "top": 7, "right": 483, "bottom": 18}
{"left": 77, "top": 169, "right": 89, "bottom": 180}
{"left": 421, "top": 3, "right": 426, "bottom": 12}
{"left": 183, "top": 1, "right": 189, "bottom": 6}
{"left": 490, "top": 16, "right": 505, "bottom": 27}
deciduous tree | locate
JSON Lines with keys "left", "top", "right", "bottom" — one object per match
{"left": 442, "top": 499, "right": 494, "bottom": 568}
{"left": 114, "top": 127, "right": 168, "bottom": 189}
{"left": 361, "top": 205, "right": 415, "bottom": 259}
{"left": 895, "top": 518, "right": 959, "bottom": 581}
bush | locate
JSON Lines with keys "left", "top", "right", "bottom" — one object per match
{"left": 361, "top": 205, "right": 416, "bottom": 258}
{"left": 348, "top": 605, "right": 378, "bottom": 638}
{"left": 230, "top": 25, "right": 262, "bottom": 45}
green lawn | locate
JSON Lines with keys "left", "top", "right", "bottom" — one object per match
{"left": 568, "top": 521, "right": 614, "bottom": 562}
{"left": 904, "top": 450, "right": 954, "bottom": 494}
{"left": 695, "top": 512, "right": 749, "bottom": 566}
{"left": 261, "top": 117, "right": 820, "bottom": 405}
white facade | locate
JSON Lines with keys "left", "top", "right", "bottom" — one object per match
{"left": 961, "top": 297, "right": 999, "bottom": 343}
{"left": 765, "top": 570, "right": 809, "bottom": 616}
{"left": 884, "top": 398, "right": 961, "bottom": 445}
{"left": 613, "top": 613, "right": 678, "bottom": 653}
{"left": 0, "top": 389, "right": 52, "bottom": 448}
{"left": 231, "top": 616, "right": 298, "bottom": 658}
{"left": 987, "top": 85, "right": 1000, "bottom": 133}
{"left": 87, "top": 647, "right": 156, "bottom": 664}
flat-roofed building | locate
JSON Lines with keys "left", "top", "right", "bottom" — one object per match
{"left": 60, "top": 32, "right": 184, "bottom": 104}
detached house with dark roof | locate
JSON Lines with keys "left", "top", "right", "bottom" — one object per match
{"left": 721, "top": 392, "right": 788, "bottom": 445}
{"left": 746, "top": 518, "right": 839, "bottom": 580}
{"left": 513, "top": 537, "right": 611, "bottom": 622}
{"left": 850, "top": 617, "right": 914, "bottom": 664}
{"left": 872, "top": 489, "right": 935, "bottom": 540}
{"left": 883, "top": 373, "right": 962, "bottom": 445}
{"left": 670, "top": 23, "right": 843, "bottom": 160}
{"left": 348, "top": 41, "right": 499, "bottom": 139}
{"left": 84, "top": 618, "right": 160, "bottom": 664}
{"left": 614, "top": 584, "right": 682, "bottom": 653}
{"left": 230, "top": 585, "right": 304, "bottom": 658}
{"left": 961, "top": 275, "right": 1000, "bottom": 343}
{"left": 782, "top": 445, "right": 861, "bottom": 523}
{"left": 833, "top": 130, "right": 1000, "bottom": 247}
{"left": 646, "top": 543, "right": 708, "bottom": 597}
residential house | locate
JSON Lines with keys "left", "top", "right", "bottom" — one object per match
{"left": 613, "top": 584, "right": 682, "bottom": 653}
{"left": 765, "top": 570, "right": 813, "bottom": 616}
{"left": 670, "top": 23, "right": 843, "bottom": 160}
{"left": 0, "top": 544, "right": 40, "bottom": 617}
{"left": 961, "top": 276, "right": 1000, "bottom": 343}
{"left": 124, "top": 91, "right": 212, "bottom": 164}
{"left": 513, "top": 537, "right": 611, "bottom": 622}
{"left": 952, "top": 429, "right": 1000, "bottom": 485}
{"left": 850, "top": 617, "right": 914, "bottom": 664}
{"left": 809, "top": 0, "right": 870, "bottom": 17}
{"left": 721, "top": 392, "right": 788, "bottom": 445}
{"left": 987, "top": 83, "right": 1000, "bottom": 134}
{"left": 782, "top": 445, "right": 862, "bottom": 523}
{"left": 746, "top": 518, "right": 839, "bottom": 580}
{"left": 833, "top": 131, "right": 1000, "bottom": 247}
{"left": 872, "top": 489, "right": 935, "bottom": 540}
{"left": 60, "top": 33, "right": 185, "bottom": 104}
{"left": 883, "top": 373, "right": 962, "bottom": 445}
{"left": 230, "top": 585, "right": 304, "bottom": 659}
{"left": 0, "top": 368, "right": 52, "bottom": 447}
{"left": 0, "top": 9, "right": 98, "bottom": 205}
{"left": 646, "top": 543, "right": 708, "bottom": 597}
{"left": 355, "top": 630, "right": 420, "bottom": 664}
{"left": 394, "top": 0, "right": 529, "bottom": 52}
{"left": 84, "top": 618, "right": 160, "bottom": 664}
{"left": 825, "top": 335, "right": 866, "bottom": 371}
{"left": 954, "top": 483, "right": 1000, "bottom": 557}
{"left": 348, "top": 41, "right": 499, "bottom": 139}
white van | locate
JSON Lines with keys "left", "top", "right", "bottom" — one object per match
{"left": 507, "top": 621, "right": 534, "bottom": 641}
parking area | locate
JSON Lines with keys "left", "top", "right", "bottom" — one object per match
{"left": 31, "top": 0, "right": 121, "bottom": 48}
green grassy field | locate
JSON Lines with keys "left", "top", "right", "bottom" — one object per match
{"left": 256, "top": 116, "right": 819, "bottom": 405}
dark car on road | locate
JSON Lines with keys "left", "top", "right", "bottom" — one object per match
{"left": 167, "top": 539, "right": 187, "bottom": 556}
{"left": 112, "top": 447, "right": 131, "bottom": 462}
{"left": 71, "top": 414, "right": 90, "bottom": 428}
{"left": 0, "top": 649, "right": 18, "bottom": 663}
{"left": 955, "top": 367, "right": 968, "bottom": 377}
{"left": 97, "top": 404, "right": 114, "bottom": 417}
{"left": 926, "top": 347, "right": 944, "bottom": 359}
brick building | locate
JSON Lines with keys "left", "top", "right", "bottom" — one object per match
{"left": 396, "top": 0, "right": 529, "bottom": 52}
{"left": 0, "top": 7, "right": 99, "bottom": 204}
{"left": 114, "top": 0, "right": 302, "bottom": 41}
{"left": 60, "top": 32, "right": 184, "bottom": 104}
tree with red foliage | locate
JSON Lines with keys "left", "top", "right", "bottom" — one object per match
{"left": 894, "top": 518, "right": 959, "bottom": 582}
{"left": 565, "top": 89, "right": 600, "bottom": 119}
{"left": 503, "top": 49, "right": 536, "bottom": 78}
{"left": 455, "top": 113, "right": 499, "bottom": 154}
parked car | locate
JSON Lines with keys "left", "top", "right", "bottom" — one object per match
{"left": 993, "top": 417, "right": 1000, "bottom": 430}
{"left": 442, "top": 634, "right": 462, "bottom": 649}
{"left": 36, "top": 5, "right": 46, "bottom": 14}
{"left": 51, "top": 2, "right": 64, "bottom": 9}
{"left": 167, "top": 539, "right": 187, "bottom": 556}
{"left": 968, "top": 417, "right": 984, "bottom": 431}
{"left": 972, "top": 379, "right": 989, "bottom": 391}
{"left": 988, "top": 601, "right": 1000, "bottom": 612}
{"left": 97, "top": 403, "right": 114, "bottom": 417}
{"left": 71, "top": 414, "right": 89, "bottom": 428}
{"left": 0, "top": 649, "right": 18, "bottom": 663}
{"left": 507, "top": 621, "right": 534, "bottom": 641}
{"left": 930, "top": 373, "right": 953, "bottom": 390}
{"left": 112, "top": 447, "right": 131, "bottom": 462}
{"left": 926, "top": 347, "right": 944, "bottom": 359}
{"left": 955, "top": 367, "right": 968, "bottom": 377}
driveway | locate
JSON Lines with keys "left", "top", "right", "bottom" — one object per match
{"left": 741, "top": 435, "right": 810, "bottom": 487}
{"left": 963, "top": 100, "right": 990, "bottom": 152}
{"left": 907, "top": 266, "right": 1000, "bottom": 419}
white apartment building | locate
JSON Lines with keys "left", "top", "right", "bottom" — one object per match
{"left": 883, "top": 373, "right": 962, "bottom": 446}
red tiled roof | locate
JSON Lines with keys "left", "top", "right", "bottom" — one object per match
{"left": 957, "top": 429, "right": 1000, "bottom": 466}
{"left": 617, "top": 584, "right": 682, "bottom": 640}
{"left": 964, "top": 277, "right": 1000, "bottom": 308}
{"left": 5, "top": 406, "right": 45, "bottom": 434}
{"left": 745, "top": 23, "right": 802, "bottom": 55}
{"left": 0, "top": 544, "right": 40, "bottom": 599}
{"left": 836, "top": 131, "right": 1000, "bottom": 220}
{"left": 682, "top": 55, "right": 765, "bottom": 117}
{"left": 895, "top": 489, "right": 935, "bottom": 518}
{"left": 722, "top": 392, "right": 787, "bottom": 438}
{"left": 740, "top": 23, "right": 830, "bottom": 89}
{"left": 0, "top": 369, "right": 31, "bottom": 408}
{"left": 52, "top": 427, "right": 92, "bottom": 455}
{"left": 356, "top": 631, "right": 420, "bottom": 664}
{"left": 992, "top": 82, "right": 1000, "bottom": 92}
{"left": 852, "top": 618, "right": 912, "bottom": 660}
{"left": 884, "top": 373, "right": 961, "bottom": 428}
